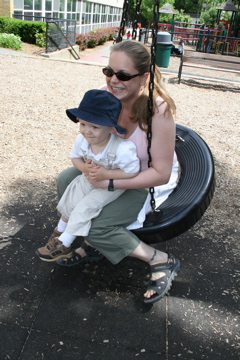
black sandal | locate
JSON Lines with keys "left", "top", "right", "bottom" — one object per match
{"left": 144, "top": 253, "right": 180, "bottom": 304}
{"left": 56, "top": 242, "right": 104, "bottom": 267}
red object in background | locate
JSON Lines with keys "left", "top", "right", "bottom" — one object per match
{"left": 158, "top": 23, "right": 173, "bottom": 27}
{"left": 219, "top": 19, "right": 229, "bottom": 24}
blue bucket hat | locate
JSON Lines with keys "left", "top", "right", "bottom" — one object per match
{"left": 66, "top": 89, "right": 126, "bottom": 134}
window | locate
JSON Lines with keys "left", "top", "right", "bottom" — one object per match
{"left": 24, "top": 12, "right": 33, "bottom": 19}
{"left": 53, "top": 0, "right": 60, "bottom": 12}
{"left": 67, "top": 0, "right": 76, "bottom": 12}
{"left": 24, "top": 0, "right": 33, "bottom": 10}
{"left": 46, "top": 0, "right": 52, "bottom": 11}
{"left": 34, "top": 12, "right": 43, "bottom": 19}
{"left": 34, "top": 0, "right": 41, "bottom": 10}
{"left": 82, "top": 1, "right": 92, "bottom": 24}
{"left": 86, "top": 2, "right": 92, "bottom": 13}
{"left": 13, "top": 10, "right": 23, "bottom": 18}
{"left": 59, "top": 0, "right": 64, "bottom": 12}
{"left": 14, "top": 0, "right": 23, "bottom": 9}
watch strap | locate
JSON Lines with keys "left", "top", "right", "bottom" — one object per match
{"left": 108, "top": 179, "right": 114, "bottom": 191}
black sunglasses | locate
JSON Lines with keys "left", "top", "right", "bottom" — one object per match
{"left": 102, "top": 67, "right": 142, "bottom": 81}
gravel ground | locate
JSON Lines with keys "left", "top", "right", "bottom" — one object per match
{"left": 0, "top": 45, "right": 239, "bottom": 245}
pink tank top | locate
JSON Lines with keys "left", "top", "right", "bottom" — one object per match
{"left": 127, "top": 126, "right": 148, "bottom": 171}
{"left": 127, "top": 126, "right": 177, "bottom": 171}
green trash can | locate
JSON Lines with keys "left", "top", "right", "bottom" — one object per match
{"left": 155, "top": 31, "right": 173, "bottom": 68}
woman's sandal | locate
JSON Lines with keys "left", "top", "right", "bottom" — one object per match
{"left": 144, "top": 253, "right": 180, "bottom": 304}
{"left": 56, "top": 242, "right": 104, "bottom": 267}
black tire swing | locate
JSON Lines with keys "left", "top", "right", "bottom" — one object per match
{"left": 117, "top": 1, "right": 215, "bottom": 245}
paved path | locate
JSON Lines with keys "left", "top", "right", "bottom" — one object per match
{"left": 78, "top": 43, "right": 112, "bottom": 66}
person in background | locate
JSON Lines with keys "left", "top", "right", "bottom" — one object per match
{"left": 171, "top": 39, "right": 184, "bottom": 56}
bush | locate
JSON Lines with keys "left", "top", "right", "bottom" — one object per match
{"left": 76, "top": 27, "right": 117, "bottom": 51}
{"left": 35, "top": 29, "right": 46, "bottom": 47}
{"left": 87, "top": 38, "right": 97, "bottom": 48}
{"left": 0, "top": 16, "right": 46, "bottom": 45}
{"left": 0, "top": 33, "right": 22, "bottom": 50}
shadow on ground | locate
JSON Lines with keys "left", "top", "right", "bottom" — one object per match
{"left": 0, "top": 176, "right": 239, "bottom": 360}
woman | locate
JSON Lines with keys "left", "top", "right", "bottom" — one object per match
{"left": 39, "top": 40, "right": 180, "bottom": 304}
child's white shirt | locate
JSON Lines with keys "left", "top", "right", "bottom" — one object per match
{"left": 71, "top": 133, "right": 139, "bottom": 174}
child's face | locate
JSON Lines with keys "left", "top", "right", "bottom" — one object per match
{"left": 78, "top": 119, "right": 113, "bottom": 147}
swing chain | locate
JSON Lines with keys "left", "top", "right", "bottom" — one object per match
{"left": 132, "top": 1, "right": 142, "bottom": 40}
{"left": 117, "top": 0, "right": 129, "bottom": 43}
{"left": 147, "top": 0, "right": 160, "bottom": 212}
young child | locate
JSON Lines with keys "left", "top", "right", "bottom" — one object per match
{"left": 36, "top": 89, "right": 139, "bottom": 263}
{"left": 171, "top": 39, "right": 184, "bottom": 56}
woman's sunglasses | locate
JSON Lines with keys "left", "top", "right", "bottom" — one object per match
{"left": 102, "top": 67, "right": 142, "bottom": 82}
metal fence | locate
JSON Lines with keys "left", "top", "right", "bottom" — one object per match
{"left": 13, "top": 14, "right": 57, "bottom": 22}
{"left": 172, "top": 30, "right": 240, "bottom": 56}
{"left": 141, "top": 28, "right": 240, "bottom": 56}
{"left": 46, "top": 19, "right": 77, "bottom": 54}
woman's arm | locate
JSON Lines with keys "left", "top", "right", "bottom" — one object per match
{"left": 72, "top": 159, "right": 139, "bottom": 181}
{"left": 88, "top": 166, "right": 139, "bottom": 181}
{"left": 88, "top": 102, "right": 176, "bottom": 189}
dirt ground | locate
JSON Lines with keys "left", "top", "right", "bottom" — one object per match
{"left": 18, "top": 42, "right": 45, "bottom": 55}
{"left": 0, "top": 43, "right": 239, "bottom": 249}
{"left": 18, "top": 41, "right": 113, "bottom": 56}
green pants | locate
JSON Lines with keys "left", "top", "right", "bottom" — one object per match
{"left": 57, "top": 167, "right": 148, "bottom": 264}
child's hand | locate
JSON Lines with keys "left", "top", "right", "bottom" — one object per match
{"left": 88, "top": 165, "right": 108, "bottom": 181}
{"left": 84, "top": 159, "right": 97, "bottom": 175}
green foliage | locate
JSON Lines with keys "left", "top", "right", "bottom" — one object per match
{"left": 0, "top": 33, "right": 22, "bottom": 50}
{"left": 174, "top": 0, "right": 202, "bottom": 14}
{"left": 76, "top": 27, "right": 116, "bottom": 51}
{"left": 160, "top": 10, "right": 191, "bottom": 25}
{"left": 0, "top": 16, "right": 46, "bottom": 45}
{"left": 200, "top": 7, "right": 218, "bottom": 28}
{"left": 234, "top": 13, "right": 240, "bottom": 37}
{"left": 35, "top": 28, "right": 46, "bottom": 47}
{"left": 174, "top": 10, "right": 192, "bottom": 25}
{"left": 140, "top": 0, "right": 176, "bottom": 26}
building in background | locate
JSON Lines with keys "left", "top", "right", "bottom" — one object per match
{"left": 0, "top": 0, "right": 124, "bottom": 34}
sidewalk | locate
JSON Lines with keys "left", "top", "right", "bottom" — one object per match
{"left": 78, "top": 42, "right": 112, "bottom": 66}
{"left": 0, "top": 43, "right": 239, "bottom": 360}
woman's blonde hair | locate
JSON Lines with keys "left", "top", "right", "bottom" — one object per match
{"left": 110, "top": 41, "right": 176, "bottom": 130}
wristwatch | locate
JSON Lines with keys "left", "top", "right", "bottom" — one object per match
{"left": 108, "top": 179, "right": 114, "bottom": 191}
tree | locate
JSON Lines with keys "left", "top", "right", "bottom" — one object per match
{"left": 200, "top": 7, "right": 218, "bottom": 28}
{"left": 140, "top": 0, "right": 175, "bottom": 27}
{"left": 174, "top": 0, "right": 201, "bottom": 14}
